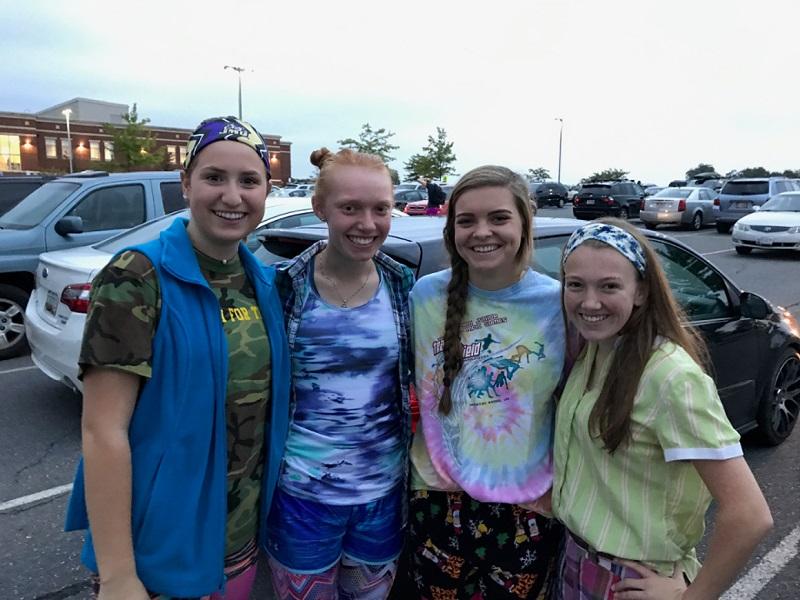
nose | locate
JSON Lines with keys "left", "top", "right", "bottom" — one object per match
{"left": 220, "top": 181, "right": 243, "bottom": 206}
{"left": 581, "top": 288, "right": 602, "bottom": 309}
{"left": 473, "top": 218, "right": 492, "bottom": 238}
{"left": 357, "top": 212, "right": 376, "bottom": 231}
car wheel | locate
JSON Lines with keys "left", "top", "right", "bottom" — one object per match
{"left": 557, "top": 198, "right": 565, "bottom": 208}
{"left": 0, "top": 284, "right": 29, "bottom": 360}
{"left": 618, "top": 207, "right": 629, "bottom": 220}
{"left": 735, "top": 246, "right": 752, "bottom": 255}
{"left": 644, "top": 223, "right": 658, "bottom": 230}
{"left": 689, "top": 212, "right": 702, "bottom": 231}
{"left": 716, "top": 222, "right": 731, "bottom": 234}
{"left": 756, "top": 347, "right": 800, "bottom": 445}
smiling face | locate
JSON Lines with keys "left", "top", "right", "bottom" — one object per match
{"left": 453, "top": 185, "right": 525, "bottom": 290}
{"left": 182, "top": 140, "right": 269, "bottom": 259}
{"left": 313, "top": 164, "right": 393, "bottom": 265}
{"left": 563, "top": 243, "right": 645, "bottom": 349}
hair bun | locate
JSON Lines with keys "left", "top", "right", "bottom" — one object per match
{"left": 310, "top": 147, "right": 333, "bottom": 168}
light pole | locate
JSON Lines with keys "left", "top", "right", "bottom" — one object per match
{"left": 555, "top": 117, "right": 564, "bottom": 184}
{"left": 224, "top": 65, "right": 248, "bottom": 119}
{"left": 62, "top": 108, "right": 73, "bottom": 173}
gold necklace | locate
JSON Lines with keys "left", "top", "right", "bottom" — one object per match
{"left": 318, "top": 258, "right": 371, "bottom": 308}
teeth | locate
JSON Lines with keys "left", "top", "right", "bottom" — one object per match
{"left": 214, "top": 211, "right": 246, "bottom": 221}
{"left": 473, "top": 245, "right": 499, "bottom": 253}
{"left": 581, "top": 314, "right": 607, "bottom": 322}
{"left": 349, "top": 236, "right": 375, "bottom": 246}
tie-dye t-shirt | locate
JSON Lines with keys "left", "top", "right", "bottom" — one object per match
{"left": 280, "top": 271, "right": 404, "bottom": 505}
{"left": 410, "top": 268, "right": 566, "bottom": 504}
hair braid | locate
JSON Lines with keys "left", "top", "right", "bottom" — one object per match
{"left": 439, "top": 260, "right": 469, "bottom": 415}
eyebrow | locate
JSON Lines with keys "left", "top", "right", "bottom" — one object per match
{"left": 199, "top": 165, "right": 262, "bottom": 176}
{"left": 455, "top": 208, "right": 515, "bottom": 217}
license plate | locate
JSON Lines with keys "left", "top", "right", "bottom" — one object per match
{"left": 45, "top": 290, "right": 58, "bottom": 316}
{"left": 586, "top": 199, "right": 595, "bottom": 205}
{"left": 734, "top": 201, "right": 749, "bottom": 209}
{"left": 758, "top": 237, "right": 773, "bottom": 246}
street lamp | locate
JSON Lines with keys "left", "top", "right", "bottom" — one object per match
{"left": 555, "top": 117, "right": 564, "bottom": 184}
{"left": 224, "top": 65, "right": 249, "bottom": 119}
{"left": 62, "top": 108, "right": 73, "bottom": 173}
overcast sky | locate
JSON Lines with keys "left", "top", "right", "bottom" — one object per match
{"left": 2, "top": 0, "right": 798, "bottom": 184}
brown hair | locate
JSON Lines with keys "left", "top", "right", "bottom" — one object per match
{"left": 310, "top": 147, "right": 391, "bottom": 202}
{"left": 438, "top": 165, "right": 534, "bottom": 414}
{"left": 561, "top": 217, "right": 709, "bottom": 452}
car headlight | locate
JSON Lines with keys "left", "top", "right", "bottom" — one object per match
{"left": 778, "top": 306, "right": 800, "bottom": 338}
{"left": 787, "top": 226, "right": 800, "bottom": 234}
{"left": 734, "top": 222, "right": 750, "bottom": 231}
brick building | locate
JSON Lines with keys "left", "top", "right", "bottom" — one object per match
{"left": 0, "top": 98, "right": 292, "bottom": 183}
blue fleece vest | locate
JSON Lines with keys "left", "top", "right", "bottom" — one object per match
{"left": 65, "top": 219, "right": 290, "bottom": 597}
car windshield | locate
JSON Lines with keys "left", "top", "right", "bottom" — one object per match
{"left": 721, "top": 181, "right": 769, "bottom": 195}
{"left": 581, "top": 185, "right": 611, "bottom": 193}
{"left": 0, "top": 182, "right": 80, "bottom": 229}
{"left": 94, "top": 211, "right": 188, "bottom": 253}
{"left": 654, "top": 188, "right": 691, "bottom": 198}
{"left": 760, "top": 194, "right": 800, "bottom": 212}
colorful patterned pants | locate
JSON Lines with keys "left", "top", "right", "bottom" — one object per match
{"left": 408, "top": 490, "right": 563, "bottom": 600}
{"left": 556, "top": 530, "right": 642, "bottom": 599}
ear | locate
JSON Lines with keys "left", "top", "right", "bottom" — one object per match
{"left": 180, "top": 170, "right": 191, "bottom": 203}
{"left": 311, "top": 194, "right": 326, "bottom": 220}
{"left": 634, "top": 281, "right": 647, "bottom": 307}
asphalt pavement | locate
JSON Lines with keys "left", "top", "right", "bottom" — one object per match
{"left": 1, "top": 207, "right": 798, "bottom": 599}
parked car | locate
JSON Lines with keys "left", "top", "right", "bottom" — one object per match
{"left": 731, "top": 191, "right": 800, "bottom": 255}
{"left": 643, "top": 186, "right": 664, "bottom": 197}
{"left": 532, "top": 182, "right": 569, "bottom": 208}
{"left": 0, "top": 171, "right": 185, "bottom": 359}
{"left": 0, "top": 175, "right": 55, "bottom": 216}
{"left": 403, "top": 186, "right": 454, "bottom": 216}
{"left": 714, "top": 177, "right": 798, "bottom": 233}
{"left": 640, "top": 187, "right": 717, "bottom": 231}
{"left": 572, "top": 181, "right": 645, "bottom": 220}
{"left": 25, "top": 200, "right": 406, "bottom": 391}
{"left": 394, "top": 189, "right": 426, "bottom": 211}
{"left": 394, "top": 182, "right": 425, "bottom": 192}
{"left": 256, "top": 216, "right": 799, "bottom": 444}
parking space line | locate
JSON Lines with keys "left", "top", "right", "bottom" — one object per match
{"left": 0, "top": 483, "right": 73, "bottom": 512}
{"left": 0, "top": 365, "right": 38, "bottom": 375}
{"left": 701, "top": 249, "right": 736, "bottom": 256}
{"left": 722, "top": 525, "right": 800, "bottom": 599}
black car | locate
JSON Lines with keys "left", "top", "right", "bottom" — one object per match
{"left": 532, "top": 182, "right": 569, "bottom": 208}
{"left": 573, "top": 181, "right": 645, "bottom": 220}
{"left": 394, "top": 189, "right": 426, "bottom": 211}
{"left": 0, "top": 175, "right": 54, "bottom": 216}
{"left": 257, "top": 216, "right": 800, "bottom": 446}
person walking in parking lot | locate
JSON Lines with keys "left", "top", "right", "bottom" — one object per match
{"left": 65, "top": 116, "right": 290, "bottom": 600}
{"left": 265, "top": 147, "right": 414, "bottom": 599}
{"left": 408, "top": 165, "right": 566, "bottom": 599}
{"left": 419, "top": 176, "right": 447, "bottom": 215}
{"left": 552, "top": 219, "right": 772, "bottom": 599}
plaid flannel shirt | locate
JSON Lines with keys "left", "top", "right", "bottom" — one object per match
{"left": 274, "top": 240, "right": 415, "bottom": 513}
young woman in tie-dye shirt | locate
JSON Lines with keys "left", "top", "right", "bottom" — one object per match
{"left": 266, "top": 148, "right": 414, "bottom": 599}
{"left": 408, "top": 165, "right": 567, "bottom": 599}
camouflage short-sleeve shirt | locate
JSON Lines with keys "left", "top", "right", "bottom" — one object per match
{"left": 80, "top": 249, "right": 272, "bottom": 558}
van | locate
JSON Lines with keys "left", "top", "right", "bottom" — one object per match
{"left": 715, "top": 177, "right": 798, "bottom": 233}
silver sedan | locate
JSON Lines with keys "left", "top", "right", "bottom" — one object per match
{"left": 640, "top": 187, "right": 717, "bottom": 231}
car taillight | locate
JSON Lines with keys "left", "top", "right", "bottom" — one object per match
{"left": 678, "top": 199, "right": 686, "bottom": 211}
{"left": 640, "top": 200, "right": 645, "bottom": 210}
{"left": 713, "top": 198, "right": 720, "bottom": 206}
{"left": 573, "top": 197, "right": 581, "bottom": 205}
{"left": 604, "top": 196, "right": 614, "bottom": 205}
{"left": 60, "top": 283, "right": 92, "bottom": 314}
{"left": 404, "top": 205, "right": 410, "bottom": 214}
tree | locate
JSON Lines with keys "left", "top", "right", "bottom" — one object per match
{"left": 526, "top": 167, "right": 551, "bottom": 182}
{"left": 782, "top": 169, "right": 800, "bottom": 178}
{"left": 736, "top": 166, "right": 770, "bottom": 178}
{"left": 404, "top": 127, "right": 457, "bottom": 181}
{"left": 582, "top": 168, "right": 628, "bottom": 183}
{"left": 337, "top": 123, "right": 399, "bottom": 164}
{"left": 97, "top": 104, "right": 169, "bottom": 172}
{"left": 685, "top": 163, "right": 717, "bottom": 179}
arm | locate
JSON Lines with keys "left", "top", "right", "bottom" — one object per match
{"left": 682, "top": 457, "right": 772, "bottom": 599}
{"left": 614, "top": 457, "right": 772, "bottom": 600}
{"left": 82, "top": 366, "right": 150, "bottom": 600}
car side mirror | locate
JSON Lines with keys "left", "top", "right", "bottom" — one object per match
{"left": 739, "top": 291, "right": 769, "bottom": 319}
{"left": 54, "top": 216, "right": 84, "bottom": 236}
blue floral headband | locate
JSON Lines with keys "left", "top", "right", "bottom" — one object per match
{"left": 562, "top": 222, "right": 647, "bottom": 274}
{"left": 183, "top": 116, "right": 270, "bottom": 177}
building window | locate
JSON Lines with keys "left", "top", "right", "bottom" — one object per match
{"left": 90, "top": 140, "right": 101, "bottom": 161}
{"left": 61, "top": 138, "right": 72, "bottom": 159}
{"left": 166, "top": 145, "right": 177, "bottom": 164}
{"left": 0, "top": 135, "right": 22, "bottom": 171}
{"left": 45, "top": 137, "right": 57, "bottom": 159}
{"left": 104, "top": 141, "right": 114, "bottom": 162}
{"left": 178, "top": 145, "right": 187, "bottom": 165}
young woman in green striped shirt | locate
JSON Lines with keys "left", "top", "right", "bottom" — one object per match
{"left": 552, "top": 219, "right": 772, "bottom": 600}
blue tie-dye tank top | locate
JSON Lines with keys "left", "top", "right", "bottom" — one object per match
{"left": 280, "top": 268, "right": 404, "bottom": 504}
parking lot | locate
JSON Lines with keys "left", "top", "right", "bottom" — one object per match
{"left": 1, "top": 206, "right": 798, "bottom": 599}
